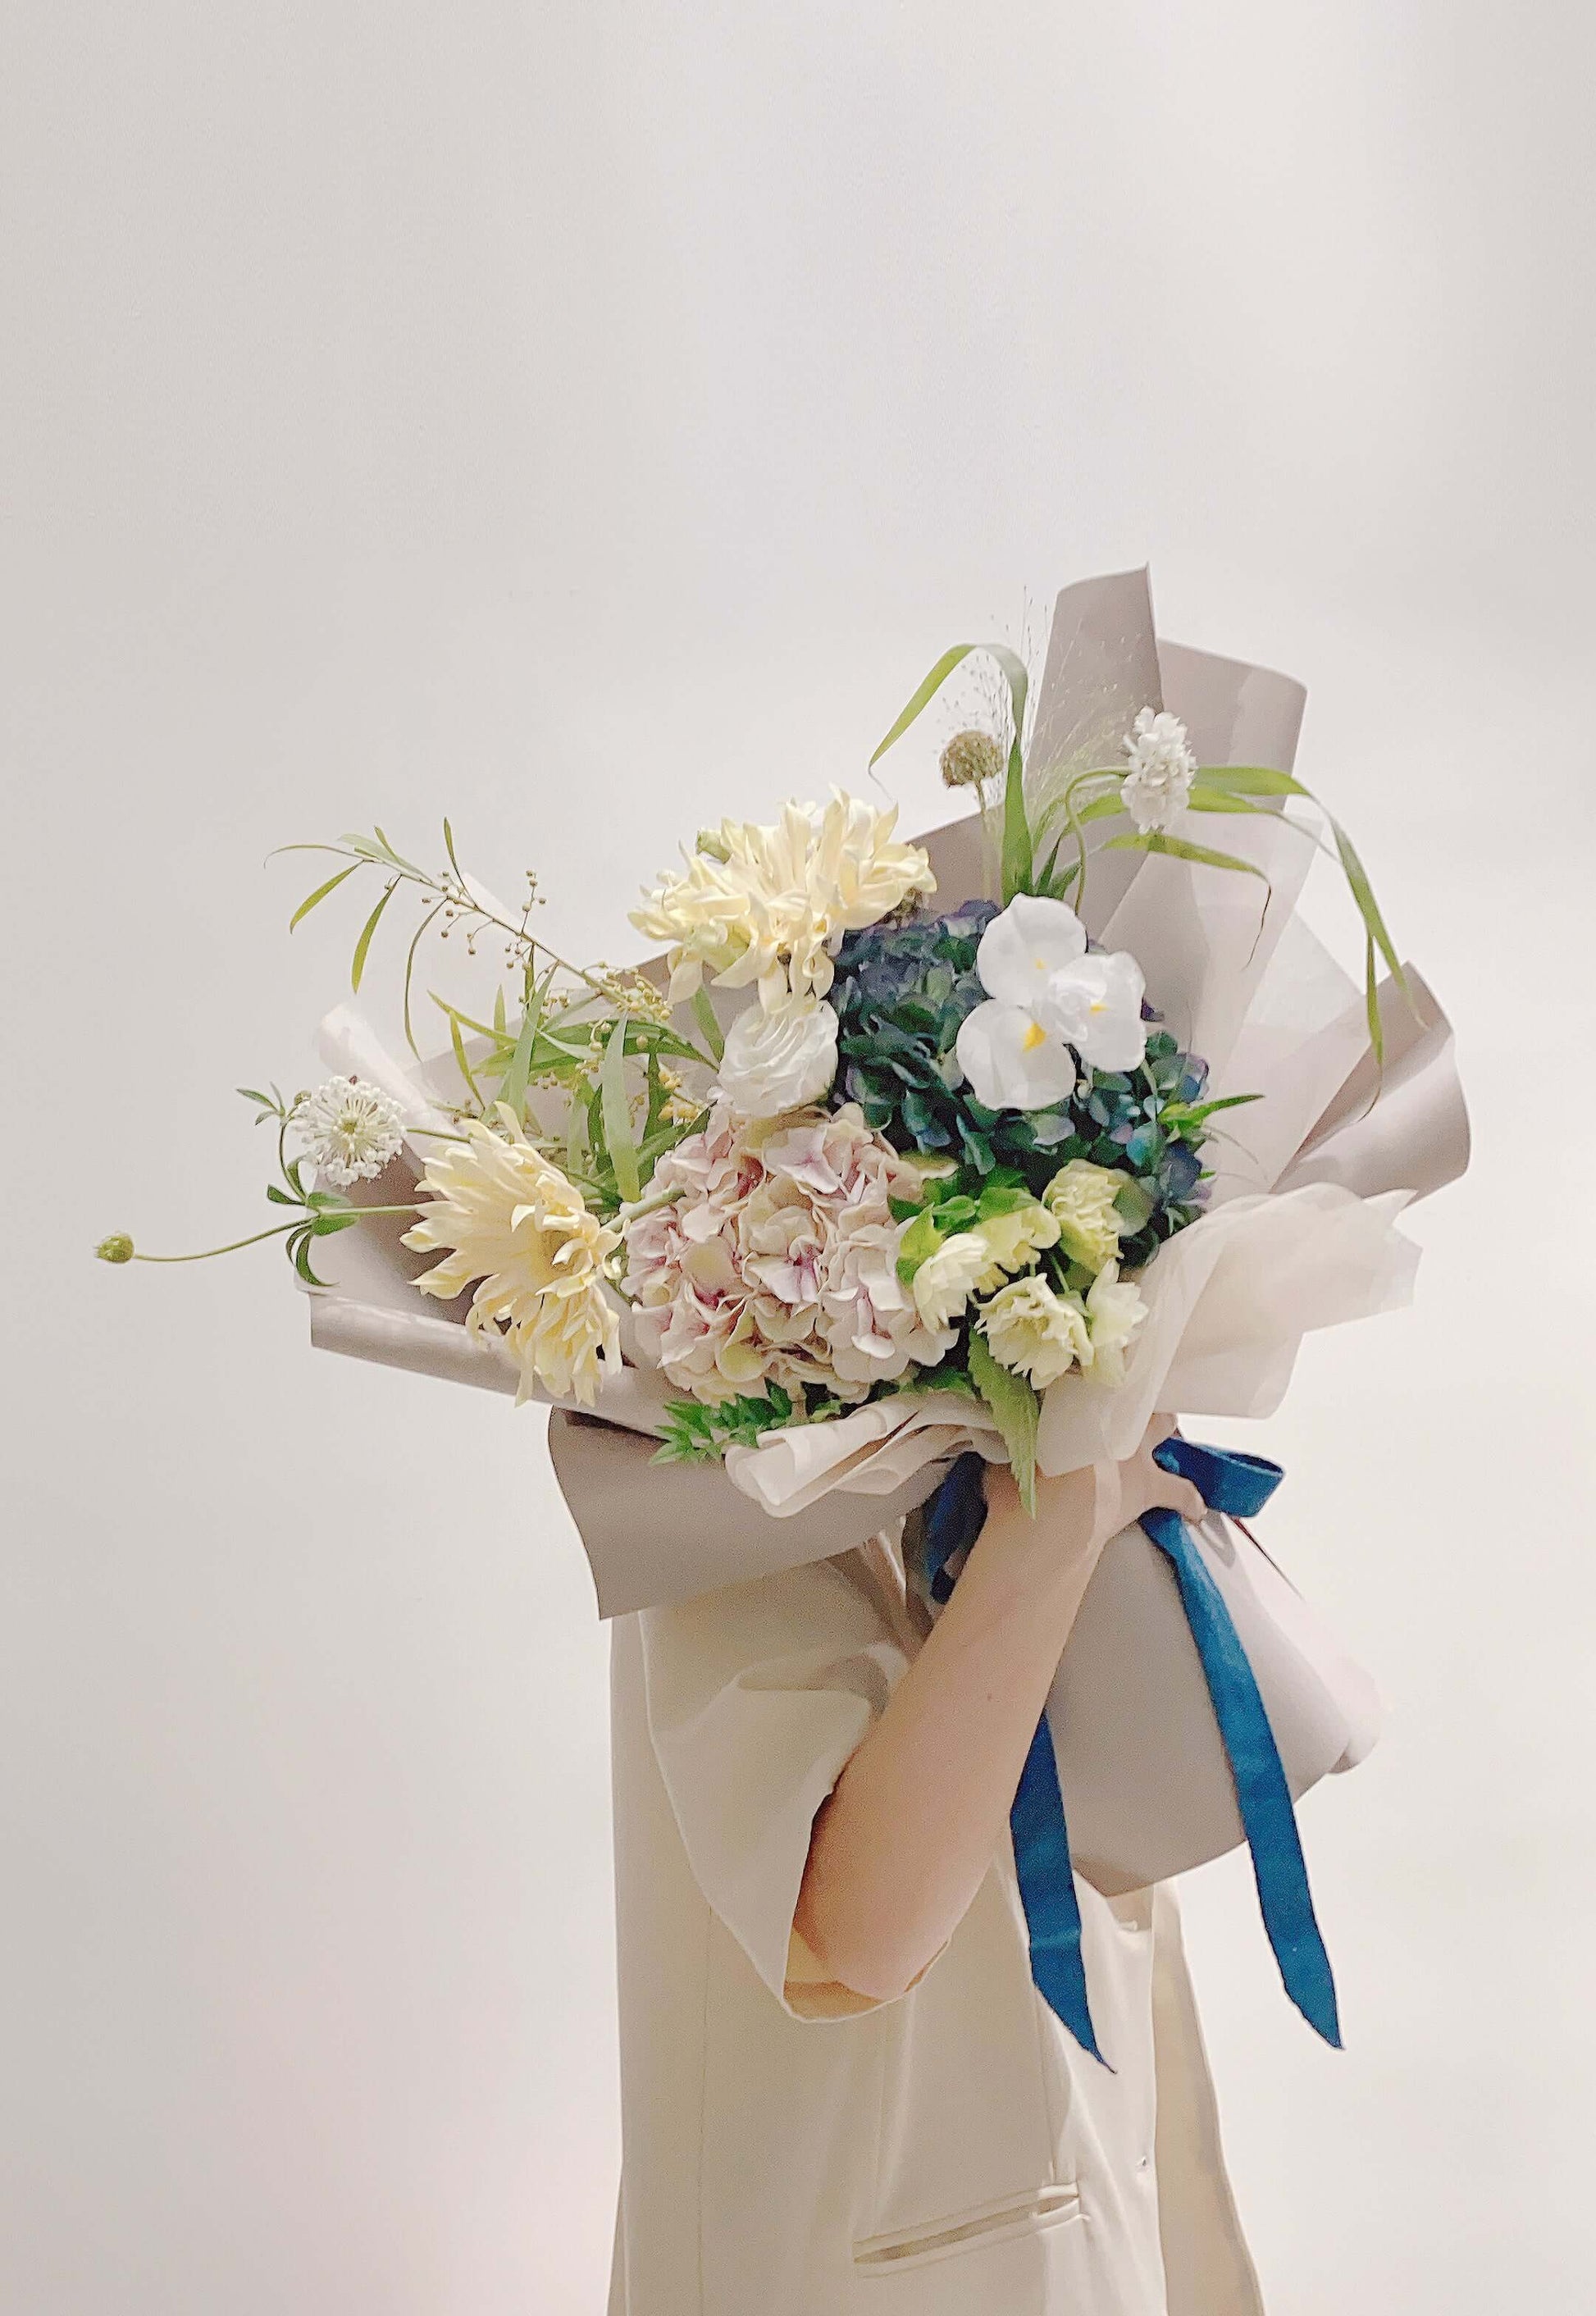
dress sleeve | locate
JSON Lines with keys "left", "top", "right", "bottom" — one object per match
{"left": 638, "top": 1546, "right": 914, "bottom": 2020}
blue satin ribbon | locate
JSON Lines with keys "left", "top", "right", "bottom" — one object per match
{"left": 921, "top": 1439, "right": 1343, "bottom": 2063}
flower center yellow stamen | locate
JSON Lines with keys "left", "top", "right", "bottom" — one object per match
{"left": 1022, "top": 1018, "right": 1048, "bottom": 1051}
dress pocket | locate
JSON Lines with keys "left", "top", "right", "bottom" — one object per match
{"left": 866, "top": 1871, "right": 1059, "bottom": 2248}
{"left": 853, "top": 2184, "right": 1083, "bottom": 2275}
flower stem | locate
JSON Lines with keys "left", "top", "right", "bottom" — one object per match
{"left": 114, "top": 1203, "right": 422, "bottom": 1264}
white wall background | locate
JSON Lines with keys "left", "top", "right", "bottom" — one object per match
{"left": 2, "top": 6, "right": 1592, "bottom": 2311}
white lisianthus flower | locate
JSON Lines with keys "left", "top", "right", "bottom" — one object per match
{"left": 1037, "top": 951, "right": 1148, "bottom": 1074}
{"left": 1083, "top": 1259, "right": 1147, "bottom": 1388}
{"left": 911, "top": 1231, "right": 991, "bottom": 1332}
{"left": 1042, "top": 1158, "right": 1129, "bottom": 1274}
{"left": 979, "top": 1274, "right": 1093, "bottom": 1389}
{"left": 1120, "top": 707, "right": 1197, "bottom": 834}
{"left": 970, "top": 1199, "right": 1061, "bottom": 1292}
{"left": 403, "top": 1110, "right": 622, "bottom": 1406}
{"left": 294, "top": 1076, "right": 406, "bottom": 1186}
{"left": 717, "top": 996, "right": 838, "bottom": 1119}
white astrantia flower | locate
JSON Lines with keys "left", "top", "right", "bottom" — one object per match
{"left": 1120, "top": 707, "right": 1197, "bottom": 834}
{"left": 294, "top": 1076, "right": 406, "bottom": 1187}
{"left": 717, "top": 995, "right": 838, "bottom": 1119}
{"left": 911, "top": 1231, "right": 992, "bottom": 1333}
{"left": 953, "top": 891, "right": 1147, "bottom": 1107}
{"left": 1083, "top": 1259, "right": 1147, "bottom": 1388}
{"left": 980, "top": 1274, "right": 1093, "bottom": 1390}
{"left": 1036, "top": 949, "right": 1148, "bottom": 1074}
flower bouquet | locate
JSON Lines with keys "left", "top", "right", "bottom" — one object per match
{"left": 103, "top": 568, "right": 1468, "bottom": 2043}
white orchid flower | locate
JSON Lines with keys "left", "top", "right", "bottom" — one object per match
{"left": 1037, "top": 949, "right": 1148, "bottom": 1073}
{"left": 955, "top": 894, "right": 1086, "bottom": 1111}
{"left": 954, "top": 892, "right": 1148, "bottom": 1110}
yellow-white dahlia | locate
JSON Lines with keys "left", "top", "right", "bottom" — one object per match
{"left": 402, "top": 1110, "right": 622, "bottom": 1406}
{"left": 630, "top": 792, "right": 934, "bottom": 1010}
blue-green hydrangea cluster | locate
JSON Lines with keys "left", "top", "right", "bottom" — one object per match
{"left": 831, "top": 904, "right": 1213, "bottom": 1270}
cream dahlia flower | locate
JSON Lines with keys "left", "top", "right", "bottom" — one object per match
{"left": 402, "top": 1110, "right": 622, "bottom": 1406}
{"left": 630, "top": 793, "right": 934, "bottom": 1010}
{"left": 979, "top": 1274, "right": 1093, "bottom": 1390}
{"left": 1042, "top": 1158, "right": 1129, "bottom": 1274}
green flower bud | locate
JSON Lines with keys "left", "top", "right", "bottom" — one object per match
{"left": 96, "top": 1233, "right": 135, "bottom": 1264}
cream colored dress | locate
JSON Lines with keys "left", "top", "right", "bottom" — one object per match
{"left": 607, "top": 1528, "right": 1264, "bottom": 2315}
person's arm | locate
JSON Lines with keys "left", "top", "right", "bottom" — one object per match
{"left": 792, "top": 1424, "right": 1205, "bottom": 2002}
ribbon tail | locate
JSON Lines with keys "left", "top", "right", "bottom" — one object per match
{"left": 1141, "top": 1507, "right": 1343, "bottom": 2049}
{"left": 1010, "top": 1716, "right": 1110, "bottom": 2067}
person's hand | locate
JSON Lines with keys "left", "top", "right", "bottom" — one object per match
{"left": 979, "top": 1417, "right": 1206, "bottom": 1579}
{"left": 1085, "top": 1417, "right": 1206, "bottom": 1550}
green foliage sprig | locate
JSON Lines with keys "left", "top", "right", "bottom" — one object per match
{"left": 280, "top": 822, "right": 720, "bottom": 1216}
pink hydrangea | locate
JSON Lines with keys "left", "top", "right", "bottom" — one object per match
{"left": 624, "top": 1101, "right": 955, "bottom": 1405}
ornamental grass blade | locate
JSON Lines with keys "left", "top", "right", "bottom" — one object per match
{"left": 1329, "top": 818, "right": 1406, "bottom": 989}
{"left": 601, "top": 1016, "right": 641, "bottom": 1203}
{"left": 1191, "top": 766, "right": 1311, "bottom": 800}
{"left": 869, "top": 641, "right": 1029, "bottom": 768}
{"left": 1103, "top": 831, "right": 1270, "bottom": 881}
{"left": 1001, "top": 740, "right": 1033, "bottom": 902}
{"left": 968, "top": 1334, "right": 1038, "bottom": 1516}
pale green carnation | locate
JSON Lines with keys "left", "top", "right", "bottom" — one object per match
{"left": 970, "top": 1200, "right": 1060, "bottom": 1292}
{"left": 980, "top": 1274, "right": 1092, "bottom": 1389}
{"left": 1042, "top": 1158, "right": 1129, "bottom": 1274}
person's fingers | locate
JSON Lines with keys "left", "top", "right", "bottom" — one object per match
{"left": 1146, "top": 1470, "right": 1206, "bottom": 1526}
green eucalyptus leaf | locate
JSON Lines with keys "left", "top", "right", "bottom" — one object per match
{"left": 500, "top": 964, "right": 557, "bottom": 1124}
{"left": 350, "top": 882, "right": 396, "bottom": 992}
{"left": 289, "top": 862, "right": 361, "bottom": 931}
{"left": 691, "top": 986, "right": 725, "bottom": 1062}
{"left": 601, "top": 1016, "right": 641, "bottom": 1203}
